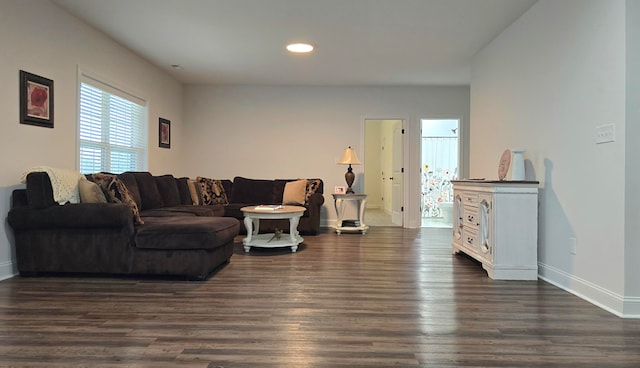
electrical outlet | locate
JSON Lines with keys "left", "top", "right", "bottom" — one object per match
{"left": 596, "top": 124, "right": 615, "bottom": 144}
{"left": 569, "top": 237, "right": 577, "bottom": 255}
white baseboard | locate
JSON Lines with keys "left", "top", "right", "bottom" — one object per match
{"left": 539, "top": 262, "right": 640, "bottom": 318}
{"left": 0, "top": 260, "right": 18, "bottom": 281}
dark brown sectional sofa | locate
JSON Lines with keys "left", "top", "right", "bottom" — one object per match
{"left": 7, "top": 171, "right": 324, "bottom": 280}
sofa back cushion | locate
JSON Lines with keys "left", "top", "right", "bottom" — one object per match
{"left": 221, "top": 180, "right": 233, "bottom": 199}
{"left": 230, "top": 176, "right": 275, "bottom": 204}
{"left": 130, "top": 172, "right": 163, "bottom": 210}
{"left": 155, "top": 174, "right": 181, "bottom": 207}
{"left": 117, "top": 172, "right": 142, "bottom": 209}
{"left": 176, "top": 177, "right": 193, "bottom": 205}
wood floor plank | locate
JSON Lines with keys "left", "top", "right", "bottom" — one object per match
{"left": 0, "top": 227, "right": 639, "bottom": 367}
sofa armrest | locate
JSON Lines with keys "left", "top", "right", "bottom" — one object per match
{"left": 8, "top": 203, "right": 135, "bottom": 231}
{"left": 307, "top": 192, "right": 325, "bottom": 208}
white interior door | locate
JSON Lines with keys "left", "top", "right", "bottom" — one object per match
{"left": 391, "top": 123, "right": 403, "bottom": 225}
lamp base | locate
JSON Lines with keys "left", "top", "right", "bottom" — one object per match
{"left": 345, "top": 165, "right": 355, "bottom": 194}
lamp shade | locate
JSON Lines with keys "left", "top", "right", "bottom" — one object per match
{"left": 337, "top": 146, "right": 361, "bottom": 165}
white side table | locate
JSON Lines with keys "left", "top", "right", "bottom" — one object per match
{"left": 332, "top": 193, "right": 369, "bottom": 234}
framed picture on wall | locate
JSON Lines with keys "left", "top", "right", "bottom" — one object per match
{"left": 20, "top": 70, "right": 54, "bottom": 128}
{"left": 159, "top": 118, "right": 170, "bottom": 148}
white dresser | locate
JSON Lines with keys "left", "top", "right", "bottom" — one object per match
{"left": 451, "top": 180, "right": 539, "bottom": 280}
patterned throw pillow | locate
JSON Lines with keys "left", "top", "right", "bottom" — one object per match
{"left": 89, "top": 173, "right": 144, "bottom": 225}
{"left": 196, "top": 176, "right": 229, "bottom": 205}
{"left": 305, "top": 179, "right": 322, "bottom": 206}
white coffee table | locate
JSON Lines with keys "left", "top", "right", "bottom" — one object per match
{"left": 241, "top": 205, "right": 306, "bottom": 253}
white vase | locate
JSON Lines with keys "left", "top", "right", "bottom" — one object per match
{"left": 511, "top": 149, "right": 525, "bottom": 180}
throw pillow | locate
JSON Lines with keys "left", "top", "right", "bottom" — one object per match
{"left": 305, "top": 179, "right": 322, "bottom": 205}
{"left": 90, "top": 173, "right": 144, "bottom": 225}
{"left": 282, "top": 179, "right": 307, "bottom": 205}
{"left": 78, "top": 177, "right": 107, "bottom": 203}
{"left": 197, "top": 176, "right": 229, "bottom": 205}
{"left": 187, "top": 179, "right": 203, "bottom": 205}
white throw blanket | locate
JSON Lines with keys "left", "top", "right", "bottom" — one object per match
{"left": 20, "top": 166, "right": 84, "bottom": 204}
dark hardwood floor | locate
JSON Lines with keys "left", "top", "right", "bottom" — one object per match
{"left": 1, "top": 227, "right": 639, "bottom": 367}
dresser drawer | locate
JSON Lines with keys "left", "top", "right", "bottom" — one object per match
{"left": 463, "top": 207, "right": 480, "bottom": 229}
{"left": 461, "top": 192, "right": 479, "bottom": 207}
{"left": 462, "top": 228, "right": 478, "bottom": 252}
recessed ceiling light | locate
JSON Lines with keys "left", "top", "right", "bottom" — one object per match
{"left": 286, "top": 43, "right": 314, "bottom": 53}
{"left": 171, "top": 64, "right": 184, "bottom": 70}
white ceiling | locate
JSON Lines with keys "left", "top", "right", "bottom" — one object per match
{"left": 51, "top": 0, "right": 537, "bottom": 86}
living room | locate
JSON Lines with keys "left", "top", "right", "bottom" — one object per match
{"left": 2, "top": 0, "right": 640, "bottom": 364}
{"left": 1, "top": 0, "right": 639, "bottom": 338}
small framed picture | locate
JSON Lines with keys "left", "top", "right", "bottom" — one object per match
{"left": 159, "top": 118, "right": 170, "bottom": 148}
{"left": 20, "top": 70, "right": 54, "bottom": 128}
{"left": 334, "top": 186, "right": 346, "bottom": 194}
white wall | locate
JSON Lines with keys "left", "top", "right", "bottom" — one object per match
{"left": 625, "top": 0, "right": 640, "bottom": 310}
{"left": 471, "top": 0, "right": 637, "bottom": 316}
{"left": 183, "top": 85, "right": 469, "bottom": 227}
{"left": 0, "top": 0, "right": 184, "bottom": 280}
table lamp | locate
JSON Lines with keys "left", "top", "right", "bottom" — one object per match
{"left": 337, "top": 146, "right": 361, "bottom": 194}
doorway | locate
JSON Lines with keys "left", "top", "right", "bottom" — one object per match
{"left": 420, "top": 118, "right": 459, "bottom": 228}
{"left": 364, "top": 119, "right": 403, "bottom": 227}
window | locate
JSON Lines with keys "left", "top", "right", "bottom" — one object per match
{"left": 78, "top": 73, "right": 147, "bottom": 174}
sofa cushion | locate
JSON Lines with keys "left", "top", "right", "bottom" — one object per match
{"left": 141, "top": 204, "right": 224, "bottom": 218}
{"left": 197, "top": 176, "right": 229, "bottom": 205}
{"left": 155, "top": 174, "right": 181, "bottom": 207}
{"left": 90, "top": 173, "right": 144, "bottom": 225}
{"left": 130, "top": 172, "right": 163, "bottom": 210}
{"left": 135, "top": 216, "right": 239, "bottom": 251}
{"left": 282, "top": 179, "right": 307, "bottom": 205}
{"left": 221, "top": 180, "right": 233, "bottom": 199}
{"left": 116, "top": 172, "right": 142, "bottom": 209}
{"left": 78, "top": 178, "right": 107, "bottom": 203}
{"left": 230, "top": 177, "right": 274, "bottom": 204}
{"left": 176, "top": 177, "right": 193, "bottom": 205}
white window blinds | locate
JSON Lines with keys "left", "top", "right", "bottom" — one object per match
{"left": 78, "top": 74, "right": 147, "bottom": 174}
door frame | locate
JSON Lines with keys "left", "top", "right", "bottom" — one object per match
{"left": 419, "top": 114, "right": 467, "bottom": 184}
{"left": 419, "top": 117, "right": 463, "bottom": 225}
{"left": 361, "top": 114, "right": 467, "bottom": 229}
{"left": 362, "top": 116, "right": 412, "bottom": 228}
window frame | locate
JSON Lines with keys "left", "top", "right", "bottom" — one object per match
{"left": 76, "top": 69, "right": 148, "bottom": 174}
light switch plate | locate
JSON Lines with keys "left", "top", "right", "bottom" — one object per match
{"left": 596, "top": 124, "right": 615, "bottom": 144}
